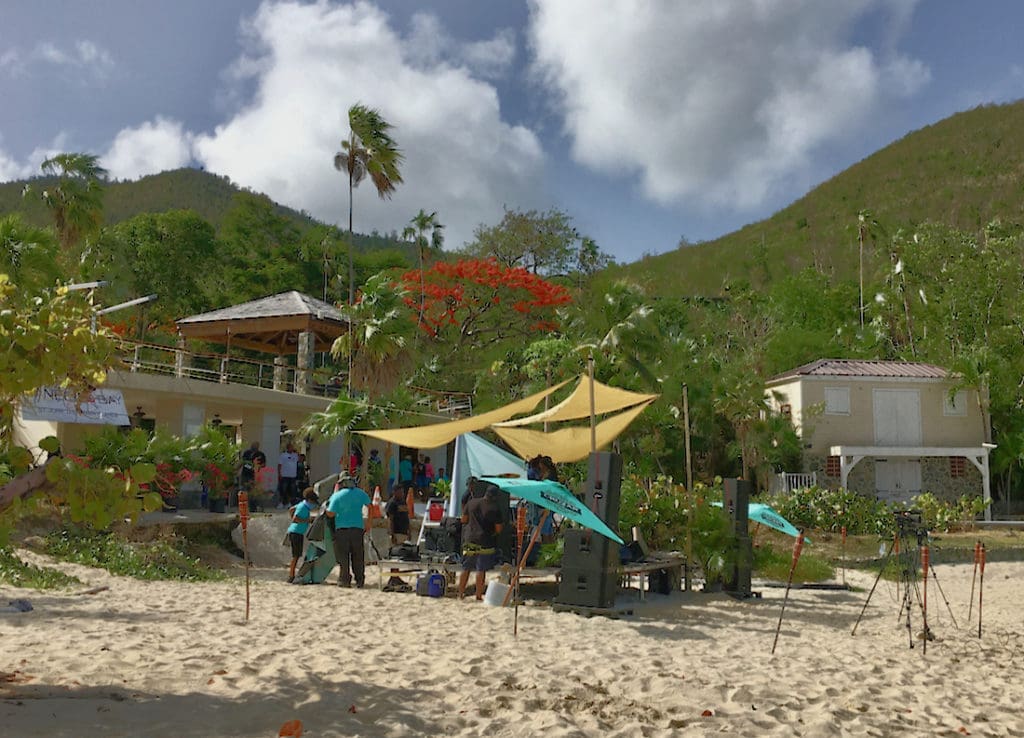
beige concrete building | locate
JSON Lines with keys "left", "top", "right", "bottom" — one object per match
{"left": 765, "top": 359, "right": 994, "bottom": 518}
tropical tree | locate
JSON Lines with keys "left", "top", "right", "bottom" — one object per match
{"left": 23, "top": 153, "right": 108, "bottom": 260}
{"left": 331, "top": 274, "right": 417, "bottom": 398}
{"left": 403, "top": 209, "right": 444, "bottom": 326}
{"left": 0, "top": 214, "right": 62, "bottom": 290}
{"left": 334, "top": 104, "right": 404, "bottom": 305}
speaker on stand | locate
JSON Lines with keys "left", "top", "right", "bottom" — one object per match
{"left": 722, "top": 477, "right": 754, "bottom": 598}
{"left": 555, "top": 452, "right": 623, "bottom": 610}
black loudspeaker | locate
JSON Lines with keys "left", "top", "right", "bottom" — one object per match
{"left": 722, "top": 477, "right": 750, "bottom": 533}
{"left": 721, "top": 478, "right": 753, "bottom": 597}
{"left": 424, "top": 518, "right": 460, "bottom": 554}
{"left": 557, "top": 567, "right": 617, "bottom": 608}
{"left": 584, "top": 452, "right": 623, "bottom": 526}
{"left": 561, "top": 528, "right": 616, "bottom": 570}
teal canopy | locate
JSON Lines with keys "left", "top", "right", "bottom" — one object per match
{"left": 479, "top": 476, "right": 624, "bottom": 545}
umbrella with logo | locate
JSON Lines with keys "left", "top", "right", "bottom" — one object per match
{"left": 713, "top": 501, "right": 810, "bottom": 544}
{"left": 479, "top": 476, "right": 624, "bottom": 544}
{"left": 479, "top": 476, "right": 624, "bottom": 618}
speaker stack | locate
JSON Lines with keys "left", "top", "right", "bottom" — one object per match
{"left": 555, "top": 452, "right": 623, "bottom": 609}
{"left": 722, "top": 477, "right": 753, "bottom": 598}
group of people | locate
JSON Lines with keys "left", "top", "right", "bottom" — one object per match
{"left": 280, "top": 470, "right": 505, "bottom": 601}
{"left": 238, "top": 440, "right": 309, "bottom": 509}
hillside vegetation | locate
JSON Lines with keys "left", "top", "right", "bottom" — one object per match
{"left": 0, "top": 167, "right": 408, "bottom": 256}
{"left": 610, "top": 101, "right": 1024, "bottom": 296}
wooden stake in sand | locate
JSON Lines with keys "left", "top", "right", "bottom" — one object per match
{"left": 771, "top": 531, "right": 805, "bottom": 655}
{"left": 921, "top": 544, "right": 930, "bottom": 655}
{"left": 504, "top": 510, "right": 548, "bottom": 618}
{"left": 841, "top": 525, "right": 847, "bottom": 587}
{"left": 238, "top": 490, "right": 251, "bottom": 622}
{"left": 514, "top": 504, "right": 527, "bottom": 636}
{"left": 968, "top": 540, "right": 980, "bottom": 622}
{"left": 977, "top": 543, "right": 986, "bottom": 639}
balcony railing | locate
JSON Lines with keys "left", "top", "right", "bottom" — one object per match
{"left": 112, "top": 339, "right": 343, "bottom": 398}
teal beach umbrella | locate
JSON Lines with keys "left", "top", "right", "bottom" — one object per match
{"left": 713, "top": 501, "right": 809, "bottom": 543}
{"left": 479, "top": 476, "right": 624, "bottom": 545}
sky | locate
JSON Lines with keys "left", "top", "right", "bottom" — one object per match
{"left": 2, "top": 0, "right": 1023, "bottom": 264}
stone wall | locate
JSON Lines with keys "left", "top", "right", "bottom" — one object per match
{"left": 804, "top": 454, "right": 981, "bottom": 502}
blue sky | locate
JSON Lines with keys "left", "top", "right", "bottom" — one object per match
{"left": 2, "top": 0, "right": 1023, "bottom": 263}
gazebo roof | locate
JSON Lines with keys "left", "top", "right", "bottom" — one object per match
{"left": 176, "top": 291, "right": 348, "bottom": 354}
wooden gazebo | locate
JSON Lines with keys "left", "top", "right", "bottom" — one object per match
{"left": 175, "top": 291, "right": 348, "bottom": 393}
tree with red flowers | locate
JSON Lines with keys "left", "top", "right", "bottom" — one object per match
{"left": 397, "top": 258, "right": 572, "bottom": 350}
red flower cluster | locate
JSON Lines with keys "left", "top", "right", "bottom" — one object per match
{"left": 398, "top": 258, "right": 572, "bottom": 340}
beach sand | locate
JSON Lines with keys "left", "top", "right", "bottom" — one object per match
{"left": 2, "top": 546, "right": 1022, "bottom": 737}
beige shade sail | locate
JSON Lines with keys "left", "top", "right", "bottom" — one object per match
{"left": 492, "top": 376, "right": 658, "bottom": 427}
{"left": 493, "top": 399, "right": 655, "bottom": 463}
{"left": 356, "top": 380, "right": 571, "bottom": 449}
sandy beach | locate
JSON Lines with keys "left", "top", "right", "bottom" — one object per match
{"left": 2, "top": 545, "right": 1022, "bottom": 738}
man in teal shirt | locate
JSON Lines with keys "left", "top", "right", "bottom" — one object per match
{"left": 325, "top": 474, "right": 371, "bottom": 587}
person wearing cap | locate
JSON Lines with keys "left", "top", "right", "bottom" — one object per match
{"left": 325, "top": 473, "right": 371, "bottom": 588}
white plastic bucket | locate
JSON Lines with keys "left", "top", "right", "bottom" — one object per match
{"left": 483, "top": 580, "right": 510, "bottom": 607}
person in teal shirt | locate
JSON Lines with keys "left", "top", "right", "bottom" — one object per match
{"left": 399, "top": 455, "right": 413, "bottom": 487}
{"left": 325, "top": 474, "right": 371, "bottom": 587}
{"left": 286, "top": 487, "right": 319, "bottom": 583}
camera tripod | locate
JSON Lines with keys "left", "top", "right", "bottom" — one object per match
{"left": 851, "top": 513, "right": 958, "bottom": 652}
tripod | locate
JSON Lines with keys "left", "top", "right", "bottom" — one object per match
{"left": 852, "top": 512, "right": 958, "bottom": 652}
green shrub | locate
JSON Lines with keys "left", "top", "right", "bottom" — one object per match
{"left": 0, "top": 547, "right": 82, "bottom": 589}
{"left": 910, "top": 493, "right": 987, "bottom": 532}
{"left": 765, "top": 486, "right": 892, "bottom": 535}
{"left": 43, "top": 528, "right": 226, "bottom": 582}
{"left": 619, "top": 475, "right": 733, "bottom": 582}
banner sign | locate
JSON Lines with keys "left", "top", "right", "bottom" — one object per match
{"left": 21, "top": 387, "right": 130, "bottom": 426}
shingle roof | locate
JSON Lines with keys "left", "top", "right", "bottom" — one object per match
{"left": 177, "top": 291, "right": 346, "bottom": 325}
{"left": 767, "top": 359, "right": 949, "bottom": 383}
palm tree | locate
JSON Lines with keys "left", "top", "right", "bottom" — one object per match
{"left": 23, "top": 153, "right": 108, "bottom": 258}
{"left": 405, "top": 209, "right": 444, "bottom": 327}
{"left": 0, "top": 214, "right": 61, "bottom": 290}
{"left": 331, "top": 274, "right": 416, "bottom": 398}
{"left": 333, "top": 104, "right": 404, "bottom": 306}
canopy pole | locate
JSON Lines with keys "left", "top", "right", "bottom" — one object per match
{"left": 588, "top": 354, "right": 596, "bottom": 453}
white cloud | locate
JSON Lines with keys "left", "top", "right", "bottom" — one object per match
{"left": 0, "top": 135, "right": 69, "bottom": 182}
{"left": 30, "top": 39, "right": 114, "bottom": 78}
{"left": 529, "top": 0, "right": 928, "bottom": 209}
{"left": 102, "top": 117, "right": 194, "bottom": 180}
{"left": 189, "top": 0, "right": 542, "bottom": 248}
{"left": 0, "top": 49, "right": 25, "bottom": 77}
{"left": 406, "top": 13, "right": 516, "bottom": 79}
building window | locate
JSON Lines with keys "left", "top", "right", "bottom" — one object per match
{"left": 824, "top": 387, "right": 850, "bottom": 415}
{"left": 950, "top": 456, "right": 966, "bottom": 478}
{"left": 826, "top": 455, "right": 841, "bottom": 477}
{"left": 943, "top": 390, "right": 967, "bottom": 417}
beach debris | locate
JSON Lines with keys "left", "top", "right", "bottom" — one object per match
{"left": 348, "top": 704, "right": 358, "bottom": 713}
{"left": 278, "top": 719, "right": 303, "bottom": 737}
{"left": 1, "top": 599, "right": 33, "bottom": 613}
{"left": 701, "top": 709, "right": 714, "bottom": 717}
{"left": 78, "top": 586, "right": 109, "bottom": 596}
{"left": 958, "top": 728, "right": 970, "bottom": 735}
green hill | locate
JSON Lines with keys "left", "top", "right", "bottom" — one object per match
{"left": 611, "top": 100, "right": 1024, "bottom": 296}
{"left": 0, "top": 167, "right": 408, "bottom": 255}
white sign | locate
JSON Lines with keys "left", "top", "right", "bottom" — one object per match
{"left": 21, "top": 387, "right": 130, "bottom": 426}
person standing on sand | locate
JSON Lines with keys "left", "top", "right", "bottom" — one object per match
{"left": 325, "top": 474, "right": 371, "bottom": 588}
{"left": 278, "top": 442, "right": 300, "bottom": 508}
{"left": 286, "top": 488, "right": 318, "bottom": 583}
{"left": 385, "top": 486, "right": 411, "bottom": 545}
{"left": 458, "top": 483, "right": 504, "bottom": 601}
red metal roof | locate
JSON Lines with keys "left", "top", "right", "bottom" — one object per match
{"left": 767, "top": 359, "right": 949, "bottom": 383}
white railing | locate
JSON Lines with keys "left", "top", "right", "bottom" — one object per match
{"left": 113, "top": 339, "right": 343, "bottom": 398}
{"left": 773, "top": 472, "right": 817, "bottom": 493}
